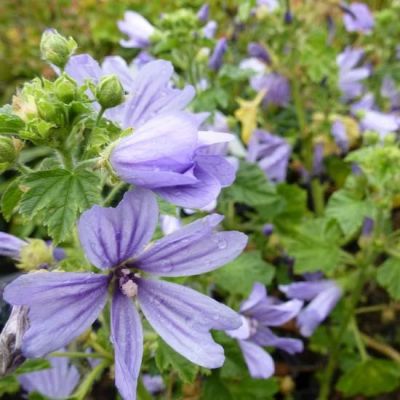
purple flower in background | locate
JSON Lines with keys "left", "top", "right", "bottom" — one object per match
{"left": 246, "top": 130, "right": 291, "bottom": 183}
{"left": 247, "top": 43, "right": 270, "bottom": 64}
{"left": 262, "top": 223, "right": 274, "bottom": 236}
{"left": 312, "top": 142, "right": 325, "bottom": 177}
{"left": 251, "top": 73, "right": 291, "bottom": 107}
{"left": 331, "top": 120, "right": 349, "bottom": 153}
{"left": 110, "top": 113, "right": 236, "bottom": 208}
{"left": 118, "top": 11, "right": 155, "bottom": 49}
{"left": 280, "top": 278, "right": 342, "bottom": 337}
{"left": 257, "top": 0, "right": 279, "bottom": 12}
{"left": 351, "top": 93, "right": 400, "bottom": 138}
{"left": 142, "top": 374, "right": 165, "bottom": 394}
{"left": 65, "top": 56, "right": 195, "bottom": 130}
{"left": 133, "top": 51, "right": 155, "bottom": 69}
{"left": 342, "top": 2, "right": 374, "bottom": 34}
{"left": 209, "top": 38, "right": 228, "bottom": 71}
{"left": 381, "top": 76, "right": 400, "bottom": 111}
{"left": 227, "top": 283, "right": 303, "bottom": 378}
{"left": 239, "top": 58, "right": 266, "bottom": 75}
{"left": 197, "top": 4, "right": 210, "bottom": 22}
{"left": 202, "top": 20, "right": 218, "bottom": 39}
{"left": 19, "top": 354, "right": 79, "bottom": 400}
{"left": 337, "top": 47, "right": 370, "bottom": 101}
{"left": 4, "top": 189, "right": 246, "bottom": 400}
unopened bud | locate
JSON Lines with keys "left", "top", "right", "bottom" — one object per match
{"left": 40, "top": 29, "right": 77, "bottom": 69}
{"left": 54, "top": 74, "right": 77, "bottom": 103}
{"left": 95, "top": 75, "right": 124, "bottom": 110}
{"left": 36, "top": 98, "right": 64, "bottom": 125}
{"left": 18, "top": 239, "right": 54, "bottom": 271}
{"left": 0, "top": 136, "right": 20, "bottom": 163}
{"left": 363, "top": 130, "right": 380, "bottom": 145}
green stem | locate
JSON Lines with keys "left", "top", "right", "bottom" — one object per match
{"left": 56, "top": 148, "right": 73, "bottom": 170}
{"left": 356, "top": 303, "right": 400, "bottom": 314}
{"left": 72, "top": 359, "right": 109, "bottom": 400}
{"left": 311, "top": 178, "right": 325, "bottom": 216}
{"left": 103, "top": 181, "right": 127, "bottom": 206}
{"left": 95, "top": 107, "right": 105, "bottom": 126}
{"left": 50, "top": 351, "right": 105, "bottom": 359}
{"left": 350, "top": 318, "right": 368, "bottom": 361}
{"left": 15, "top": 163, "right": 32, "bottom": 174}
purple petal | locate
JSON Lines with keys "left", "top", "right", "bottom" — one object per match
{"left": 78, "top": 189, "right": 158, "bottom": 269}
{"left": 202, "top": 20, "right": 217, "bottom": 39}
{"left": 102, "top": 56, "right": 135, "bottom": 90}
{"left": 118, "top": 11, "right": 155, "bottom": 49}
{"left": 208, "top": 38, "right": 228, "bottom": 71}
{"left": 226, "top": 316, "right": 252, "bottom": 340}
{"left": 65, "top": 54, "right": 102, "bottom": 85}
{"left": 238, "top": 340, "right": 274, "bottom": 379}
{"left": 0, "top": 232, "right": 26, "bottom": 259}
{"left": 19, "top": 356, "right": 79, "bottom": 399}
{"left": 254, "top": 299, "right": 304, "bottom": 327}
{"left": 240, "top": 283, "right": 268, "bottom": 313}
{"left": 343, "top": 2, "right": 374, "bottom": 34}
{"left": 111, "top": 288, "right": 143, "bottom": 400}
{"left": 136, "top": 214, "right": 247, "bottom": 277}
{"left": 137, "top": 278, "right": 241, "bottom": 368}
{"left": 4, "top": 272, "right": 108, "bottom": 357}
{"left": 280, "top": 280, "right": 341, "bottom": 301}
{"left": 195, "top": 154, "right": 236, "bottom": 187}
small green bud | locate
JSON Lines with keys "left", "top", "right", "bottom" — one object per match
{"left": 40, "top": 29, "right": 77, "bottom": 69}
{"left": 383, "top": 132, "right": 396, "bottom": 146}
{"left": 363, "top": 130, "right": 380, "bottom": 145}
{"left": 95, "top": 74, "right": 124, "bottom": 110}
{"left": 36, "top": 98, "right": 65, "bottom": 125}
{"left": 0, "top": 136, "right": 21, "bottom": 163}
{"left": 18, "top": 239, "right": 54, "bottom": 271}
{"left": 54, "top": 74, "right": 77, "bottom": 103}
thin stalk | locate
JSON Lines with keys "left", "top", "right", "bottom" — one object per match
{"left": 56, "top": 148, "right": 74, "bottom": 170}
{"left": 51, "top": 351, "right": 105, "bottom": 359}
{"left": 103, "top": 182, "right": 127, "bottom": 206}
{"left": 361, "top": 333, "right": 400, "bottom": 363}
{"left": 311, "top": 178, "right": 325, "bottom": 216}
{"left": 350, "top": 318, "right": 368, "bottom": 361}
{"left": 356, "top": 303, "right": 400, "bottom": 314}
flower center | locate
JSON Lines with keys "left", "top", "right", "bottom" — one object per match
{"left": 117, "top": 268, "right": 138, "bottom": 298}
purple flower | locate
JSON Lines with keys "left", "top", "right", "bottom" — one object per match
{"left": 0, "top": 232, "right": 26, "bottom": 259}
{"left": 342, "top": 2, "right": 374, "bottom": 34}
{"left": 247, "top": 43, "right": 270, "bottom": 64}
{"left": 251, "top": 73, "right": 291, "bottom": 107}
{"left": 142, "top": 374, "right": 165, "bottom": 394}
{"left": 133, "top": 51, "right": 155, "bottom": 69}
{"left": 202, "top": 20, "right": 218, "bottom": 39}
{"left": 209, "top": 38, "right": 228, "bottom": 71}
{"left": 197, "top": 4, "right": 210, "bottom": 22}
{"left": 160, "top": 214, "right": 182, "bottom": 235}
{"left": 331, "top": 120, "right": 349, "bottom": 153}
{"left": 337, "top": 47, "right": 370, "bottom": 101}
{"left": 110, "top": 113, "right": 236, "bottom": 208}
{"left": 280, "top": 279, "right": 342, "bottom": 337}
{"left": 381, "top": 76, "right": 400, "bottom": 111}
{"left": 227, "top": 283, "right": 303, "bottom": 379}
{"left": 246, "top": 130, "right": 291, "bottom": 183}
{"left": 4, "top": 189, "right": 246, "bottom": 400}
{"left": 257, "top": 0, "right": 279, "bottom": 12}
{"left": 65, "top": 55, "right": 195, "bottom": 129}
{"left": 118, "top": 11, "right": 156, "bottom": 49}
{"left": 262, "top": 223, "right": 274, "bottom": 236}
{"left": 312, "top": 142, "right": 325, "bottom": 177}
{"left": 19, "top": 354, "right": 79, "bottom": 399}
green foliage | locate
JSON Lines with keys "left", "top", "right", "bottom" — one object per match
{"left": 377, "top": 257, "right": 400, "bottom": 300}
{"left": 14, "top": 358, "right": 51, "bottom": 374}
{"left": 20, "top": 168, "right": 101, "bottom": 243}
{"left": 1, "top": 178, "right": 23, "bottom": 220}
{"left": 337, "top": 359, "right": 400, "bottom": 397}
{"left": 0, "top": 105, "right": 25, "bottom": 134}
{"left": 213, "top": 251, "right": 275, "bottom": 295}
{"left": 0, "top": 375, "right": 19, "bottom": 396}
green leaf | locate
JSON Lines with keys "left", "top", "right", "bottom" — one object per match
{"left": 326, "top": 189, "right": 374, "bottom": 239}
{"left": 213, "top": 251, "right": 275, "bottom": 295}
{"left": 20, "top": 168, "right": 101, "bottom": 243}
{"left": 1, "top": 178, "right": 23, "bottom": 221}
{"left": 155, "top": 338, "right": 199, "bottom": 383}
{"left": 377, "top": 257, "right": 400, "bottom": 300}
{"left": 223, "top": 162, "right": 277, "bottom": 207}
{"left": 337, "top": 359, "right": 400, "bottom": 397}
{"left": 283, "top": 218, "right": 345, "bottom": 274}
{"left": 0, "top": 105, "right": 25, "bottom": 134}
{"left": 201, "top": 372, "right": 232, "bottom": 400}
{"left": 14, "top": 358, "right": 51, "bottom": 374}
{"left": 228, "top": 377, "right": 279, "bottom": 399}
{"left": 0, "top": 375, "right": 19, "bottom": 396}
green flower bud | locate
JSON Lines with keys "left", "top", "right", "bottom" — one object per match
{"left": 0, "top": 136, "right": 20, "bottom": 163}
{"left": 36, "top": 98, "right": 65, "bottom": 126}
{"left": 40, "top": 29, "right": 77, "bottom": 69}
{"left": 18, "top": 239, "right": 54, "bottom": 271}
{"left": 54, "top": 74, "right": 77, "bottom": 103}
{"left": 363, "top": 130, "right": 380, "bottom": 145}
{"left": 95, "top": 74, "right": 124, "bottom": 110}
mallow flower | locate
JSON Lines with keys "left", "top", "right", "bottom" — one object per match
{"left": 331, "top": 120, "right": 349, "bottom": 153}
{"left": 197, "top": 4, "right": 210, "bottom": 22}
{"left": 4, "top": 188, "right": 246, "bottom": 400}
{"left": 280, "top": 276, "right": 342, "bottom": 337}
{"left": 342, "top": 2, "right": 374, "bottom": 34}
{"left": 246, "top": 130, "right": 291, "bottom": 182}
{"left": 118, "top": 11, "right": 156, "bottom": 49}
{"left": 226, "top": 283, "right": 303, "bottom": 379}
{"left": 142, "top": 374, "right": 165, "bottom": 394}
{"left": 19, "top": 354, "right": 80, "bottom": 400}
{"left": 251, "top": 73, "right": 291, "bottom": 107}
{"left": 109, "top": 112, "right": 237, "bottom": 208}
{"left": 337, "top": 47, "right": 370, "bottom": 101}
{"left": 209, "top": 38, "right": 228, "bottom": 71}
{"left": 202, "top": 20, "right": 218, "bottom": 39}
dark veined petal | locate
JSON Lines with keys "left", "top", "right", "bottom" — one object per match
{"left": 238, "top": 340, "right": 274, "bottom": 379}
{"left": 136, "top": 214, "right": 247, "bottom": 277}
{"left": 3, "top": 272, "right": 109, "bottom": 357}
{"left": 137, "top": 278, "right": 241, "bottom": 368}
{"left": 111, "top": 288, "right": 143, "bottom": 400}
{"left": 78, "top": 189, "right": 158, "bottom": 269}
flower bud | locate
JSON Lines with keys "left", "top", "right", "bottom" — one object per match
{"left": 363, "top": 130, "right": 380, "bottom": 145}
{"left": 40, "top": 29, "right": 77, "bottom": 69}
{"left": 18, "top": 239, "right": 54, "bottom": 271}
{"left": 95, "top": 74, "right": 124, "bottom": 110}
{"left": 36, "top": 98, "right": 64, "bottom": 125}
{"left": 54, "top": 74, "right": 76, "bottom": 103}
{"left": 0, "top": 136, "right": 20, "bottom": 163}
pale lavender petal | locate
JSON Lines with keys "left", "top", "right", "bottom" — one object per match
{"left": 251, "top": 73, "right": 290, "bottom": 107}
{"left": 111, "top": 288, "right": 143, "bottom": 400}
{"left": 195, "top": 154, "right": 236, "bottom": 186}
{"left": 78, "top": 189, "right": 158, "bottom": 269}
{"left": 65, "top": 54, "right": 102, "bottom": 85}
{"left": 4, "top": 272, "right": 108, "bottom": 357}
{"left": 159, "top": 214, "right": 181, "bottom": 236}
{"left": 248, "top": 43, "right": 270, "bottom": 64}
{"left": 142, "top": 374, "right": 165, "bottom": 394}
{"left": 102, "top": 56, "right": 135, "bottom": 90}
{"left": 202, "top": 20, "right": 217, "bottom": 39}
{"left": 279, "top": 280, "right": 336, "bottom": 301}
{"left": 254, "top": 299, "right": 304, "bottom": 327}
{"left": 136, "top": 214, "right": 247, "bottom": 276}
{"left": 331, "top": 120, "right": 349, "bottom": 153}
{"left": 240, "top": 283, "right": 268, "bottom": 314}
{"left": 137, "top": 278, "right": 241, "bottom": 368}
{"left": 197, "top": 4, "right": 209, "bottom": 22}
{"left": 360, "top": 110, "right": 399, "bottom": 137}
{"left": 19, "top": 355, "right": 79, "bottom": 399}
{"left": 0, "top": 232, "right": 27, "bottom": 259}
{"left": 343, "top": 2, "right": 374, "bottom": 34}
{"left": 238, "top": 340, "right": 274, "bottom": 379}
{"left": 118, "top": 11, "right": 155, "bottom": 49}
{"left": 252, "top": 325, "right": 303, "bottom": 353}
{"left": 208, "top": 38, "right": 228, "bottom": 71}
